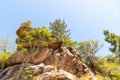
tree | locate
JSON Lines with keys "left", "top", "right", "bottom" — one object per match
{"left": 77, "top": 40, "right": 103, "bottom": 71}
{"left": 0, "top": 37, "right": 14, "bottom": 70}
{"left": 104, "top": 30, "right": 120, "bottom": 57}
{"left": 49, "top": 19, "right": 77, "bottom": 47}
{"left": 0, "top": 36, "right": 16, "bottom": 53}
{"left": 49, "top": 19, "right": 70, "bottom": 38}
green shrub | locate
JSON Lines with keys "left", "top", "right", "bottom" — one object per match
{"left": 95, "top": 58, "right": 120, "bottom": 80}
{"left": 17, "top": 26, "right": 56, "bottom": 51}
{"left": 0, "top": 53, "right": 11, "bottom": 69}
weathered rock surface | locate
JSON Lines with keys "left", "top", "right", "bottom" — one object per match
{"left": 37, "top": 69, "right": 80, "bottom": 80}
{"left": 0, "top": 47, "right": 95, "bottom": 80}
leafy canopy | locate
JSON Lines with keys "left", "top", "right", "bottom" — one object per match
{"left": 77, "top": 40, "right": 103, "bottom": 71}
{"left": 104, "top": 30, "right": 120, "bottom": 57}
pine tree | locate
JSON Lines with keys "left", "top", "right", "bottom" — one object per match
{"left": 104, "top": 30, "right": 120, "bottom": 57}
{"left": 49, "top": 19, "right": 77, "bottom": 47}
{"left": 49, "top": 19, "right": 70, "bottom": 38}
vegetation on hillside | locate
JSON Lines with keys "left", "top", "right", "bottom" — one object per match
{"left": 104, "top": 30, "right": 120, "bottom": 62}
{"left": 0, "top": 19, "right": 120, "bottom": 80}
{"left": 77, "top": 40, "right": 103, "bottom": 73}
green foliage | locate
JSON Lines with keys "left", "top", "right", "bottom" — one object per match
{"left": 49, "top": 19, "right": 70, "bottom": 38}
{"left": 77, "top": 40, "right": 103, "bottom": 71}
{"left": 10, "top": 68, "right": 34, "bottom": 80}
{"left": 0, "top": 53, "right": 11, "bottom": 69}
{"left": 105, "top": 54, "right": 117, "bottom": 62}
{"left": 95, "top": 57, "right": 120, "bottom": 80}
{"left": 17, "top": 44, "right": 26, "bottom": 51}
{"left": 18, "top": 26, "right": 55, "bottom": 50}
{"left": 97, "top": 74, "right": 111, "bottom": 80}
{"left": 34, "top": 26, "right": 55, "bottom": 42}
{"left": 49, "top": 19, "right": 77, "bottom": 47}
{"left": 104, "top": 30, "right": 120, "bottom": 56}
{"left": 62, "top": 37, "right": 78, "bottom": 48}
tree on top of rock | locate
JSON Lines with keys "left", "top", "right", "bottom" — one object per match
{"left": 49, "top": 19, "right": 77, "bottom": 47}
{"left": 49, "top": 19, "right": 70, "bottom": 38}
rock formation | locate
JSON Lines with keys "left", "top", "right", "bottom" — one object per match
{"left": 16, "top": 20, "right": 33, "bottom": 38}
{"left": 16, "top": 24, "right": 63, "bottom": 51}
{"left": 0, "top": 26, "right": 95, "bottom": 80}
{"left": 0, "top": 47, "right": 95, "bottom": 80}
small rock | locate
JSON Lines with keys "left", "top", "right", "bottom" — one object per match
{"left": 44, "top": 65, "right": 54, "bottom": 72}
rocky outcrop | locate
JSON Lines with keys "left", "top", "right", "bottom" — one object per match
{"left": 16, "top": 25, "right": 63, "bottom": 50}
{"left": 0, "top": 26, "right": 95, "bottom": 80}
{"left": 0, "top": 47, "right": 95, "bottom": 80}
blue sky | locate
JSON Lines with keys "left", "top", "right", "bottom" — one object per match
{"left": 0, "top": 0, "right": 120, "bottom": 56}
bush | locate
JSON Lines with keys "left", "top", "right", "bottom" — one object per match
{"left": 0, "top": 53, "right": 11, "bottom": 69}
{"left": 95, "top": 58, "right": 120, "bottom": 80}
{"left": 17, "top": 26, "right": 55, "bottom": 51}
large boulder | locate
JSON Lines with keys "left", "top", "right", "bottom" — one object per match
{"left": 8, "top": 48, "right": 53, "bottom": 65}
{"left": 8, "top": 50, "right": 30, "bottom": 65}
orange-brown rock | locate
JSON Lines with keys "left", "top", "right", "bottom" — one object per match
{"left": 1, "top": 47, "right": 95, "bottom": 80}
{"left": 16, "top": 26, "right": 33, "bottom": 37}
{"left": 8, "top": 48, "right": 53, "bottom": 65}
{"left": 42, "top": 47, "right": 84, "bottom": 76}
{"left": 48, "top": 35, "right": 63, "bottom": 50}
{"left": 8, "top": 50, "right": 30, "bottom": 65}
{"left": 16, "top": 35, "right": 63, "bottom": 51}
{"left": 30, "top": 48, "right": 53, "bottom": 64}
